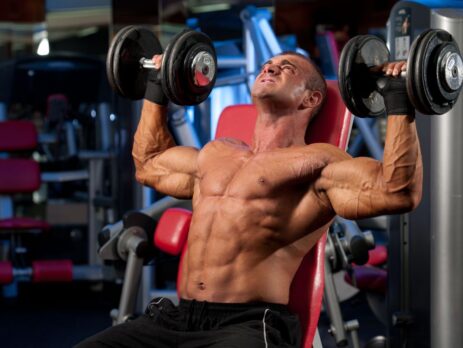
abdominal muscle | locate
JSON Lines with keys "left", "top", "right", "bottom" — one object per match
{"left": 178, "top": 195, "right": 328, "bottom": 305}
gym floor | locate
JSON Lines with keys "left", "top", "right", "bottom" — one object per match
{"left": 0, "top": 282, "right": 119, "bottom": 348}
{"left": 0, "top": 279, "right": 385, "bottom": 348}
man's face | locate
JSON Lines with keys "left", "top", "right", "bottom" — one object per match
{"left": 251, "top": 54, "right": 312, "bottom": 108}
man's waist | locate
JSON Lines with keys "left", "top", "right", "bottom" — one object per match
{"left": 179, "top": 298, "right": 291, "bottom": 314}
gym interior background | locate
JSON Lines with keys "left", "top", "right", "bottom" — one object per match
{"left": 0, "top": 0, "right": 462, "bottom": 347}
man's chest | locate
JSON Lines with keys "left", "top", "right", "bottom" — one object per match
{"left": 196, "top": 140, "right": 326, "bottom": 199}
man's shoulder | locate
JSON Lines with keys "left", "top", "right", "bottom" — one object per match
{"left": 202, "top": 138, "right": 250, "bottom": 151}
{"left": 304, "top": 143, "right": 352, "bottom": 163}
{"left": 198, "top": 138, "right": 251, "bottom": 162}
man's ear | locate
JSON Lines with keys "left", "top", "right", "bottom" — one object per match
{"left": 303, "top": 90, "right": 323, "bottom": 109}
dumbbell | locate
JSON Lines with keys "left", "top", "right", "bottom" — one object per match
{"left": 338, "top": 29, "right": 463, "bottom": 116}
{"left": 106, "top": 26, "right": 217, "bottom": 105}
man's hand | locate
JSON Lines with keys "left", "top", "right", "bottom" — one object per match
{"left": 381, "top": 60, "right": 407, "bottom": 76}
{"left": 145, "top": 54, "right": 168, "bottom": 106}
{"left": 376, "top": 61, "right": 414, "bottom": 116}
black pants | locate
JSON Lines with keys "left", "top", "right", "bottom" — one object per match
{"left": 75, "top": 298, "right": 301, "bottom": 348}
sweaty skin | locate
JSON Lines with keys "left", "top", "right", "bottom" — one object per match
{"left": 133, "top": 55, "right": 422, "bottom": 304}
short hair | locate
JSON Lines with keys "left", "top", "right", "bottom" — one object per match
{"left": 277, "top": 51, "right": 327, "bottom": 117}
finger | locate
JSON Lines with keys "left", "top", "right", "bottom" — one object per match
{"left": 388, "top": 61, "right": 406, "bottom": 76}
{"left": 392, "top": 61, "right": 407, "bottom": 76}
{"left": 400, "top": 61, "right": 407, "bottom": 72}
{"left": 151, "top": 55, "right": 163, "bottom": 69}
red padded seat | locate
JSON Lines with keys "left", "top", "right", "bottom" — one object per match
{"left": 0, "top": 260, "right": 13, "bottom": 284}
{"left": 347, "top": 246, "right": 388, "bottom": 295}
{"left": 344, "top": 266, "right": 387, "bottom": 295}
{"left": 154, "top": 208, "right": 192, "bottom": 255}
{"left": 0, "top": 120, "right": 37, "bottom": 152}
{"left": 0, "top": 159, "right": 41, "bottom": 193}
{"left": 32, "top": 259, "right": 73, "bottom": 282}
{"left": 367, "top": 245, "right": 388, "bottom": 267}
{"left": 0, "top": 121, "right": 48, "bottom": 233}
{"left": 0, "top": 217, "right": 50, "bottom": 231}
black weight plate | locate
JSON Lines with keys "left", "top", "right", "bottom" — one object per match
{"left": 112, "top": 26, "right": 162, "bottom": 100}
{"left": 106, "top": 26, "right": 134, "bottom": 96}
{"left": 407, "top": 29, "right": 462, "bottom": 115}
{"left": 338, "top": 35, "right": 389, "bottom": 117}
{"left": 406, "top": 29, "right": 427, "bottom": 113}
{"left": 161, "top": 30, "right": 217, "bottom": 105}
{"left": 161, "top": 30, "right": 193, "bottom": 104}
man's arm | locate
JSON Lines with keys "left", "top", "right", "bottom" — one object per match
{"left": 132, "top": 61, "right": 199, "bottom": 199}
{"left": 315, "top": 62, "right": 423, "bottom": 219}
{"left": 316, "top": 114, "right": 422, "bottom": 219}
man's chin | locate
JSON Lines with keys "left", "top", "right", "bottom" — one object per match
{"left": 251, "top": 89, "right": 275, "bottom": 100}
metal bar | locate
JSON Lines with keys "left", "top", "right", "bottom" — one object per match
{"left": 116, "top": 248, "right": 144, "bottom": 325}
{"left": 0, "top": 103, "right": 7, "bottom": 121}
{"left": 41, "top": 170, "right": 89, "bottom": 182}
{"left": 101, "top": 196, "right": 191, "bottom": 239}
{"left": 257, "top": 16, "right": 282, "bottom": 56}
{"left": 72, "top": 265, "right": 104, "bottom": 281}
{"left": 244, "top": 24, "right": 256, "bottom": 91}
{"left": 347, "top": 321, "right": 361, "bottom": 348}
{"left": 0, "top": 195, "right": 13, "bottom": 218}
{"left": 335, "top": 217, "right": 375, "bottom": 250}
{"left": 217, "top": 56, "right": 247, "bottom": 68}
{"left": 37, "top": 133, "right": 57, "bottom": 144}
{"left": 88, "top": 158, "right": 103, "bottom": 265}
{"left": 347, "top": 118, "right": 377, "bottom": 157}
{"left": 312, "top": 328, "right": 323, "bottom": 348}
{"left": 214, "top": 74, "right": 248, "bottom": 87}
{"left": 323, "top": 256, "right": 349, "bottom": 346}
{"left": 249, "top": 17, "right": 272, "bottom": 63}
{"left": 78, "top": 150, "right": 113, "bottom": 160}
{"left": 354, "top": 117, "right": 384, "bottom": 160}
{"left": 98, "top": 102, "right": 112, "bottom": 151}
{"left": 170, "top": 107, "right": 202, "bottom": 148}
{"left": 431, "top": 10, "right": 463, "bottom": 348}
{"left": 65, "top": 121, "right": 77, "bottom": 157}
{"left": 140, "top": 58, "right": 156, "bottom": 69}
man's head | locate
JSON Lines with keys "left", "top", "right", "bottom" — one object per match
{"left": 251, "top": 52, "right": 327, "bottom": 120}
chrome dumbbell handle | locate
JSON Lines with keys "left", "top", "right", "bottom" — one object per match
{"left": 139, "top": 58, "right": 158, "bottom": 70}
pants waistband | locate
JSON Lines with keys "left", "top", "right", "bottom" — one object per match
{"left": 179, "top": 298, "right": 290, "bottom": 314}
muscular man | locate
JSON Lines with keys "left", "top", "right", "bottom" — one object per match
{"left": 77, "top": 52, "right": 422, "bottom": 348}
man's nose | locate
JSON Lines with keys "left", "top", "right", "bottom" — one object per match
{"left": 262, "top": 64, "right": 279, "bottom": 75}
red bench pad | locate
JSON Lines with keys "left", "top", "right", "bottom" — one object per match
{"left": 0, "top": 159, "right": 41, "bottom": 193}
{"left": 0, "top": 120, "right": 37, "bottom": 151}
{"left": 154, "top": 208, "right": 192, "bottom": 255}
{"left": 32, "top": 260, "right": 73, "bottom": 282}
{"left": 0, "top": 260, "right": 13, "bottom": 284}
{"left": 367, "top": 245, "right": 387, "bottom": 266}
{"left": 0, "top": 217, "right": 50, "bottom": 231}
{"left": 345, "top": 265, "right": 387, "bottom": 295}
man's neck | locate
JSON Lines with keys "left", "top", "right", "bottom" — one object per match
{"left": 251, "top": 110, "right": 309, "bottom": 152}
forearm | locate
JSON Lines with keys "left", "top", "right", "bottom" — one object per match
{"left": 381, "top": 113, "right": 422, "bottom": 205}
{"left": 132, "top": 100, "right": 175, "bottom": 182}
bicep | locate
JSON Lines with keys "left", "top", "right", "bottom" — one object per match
{"left": 134, "top": 146, "right": 199, "bottom": 199}
{"left": 316, "top": 156, "right": 394, "bottom": 219}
